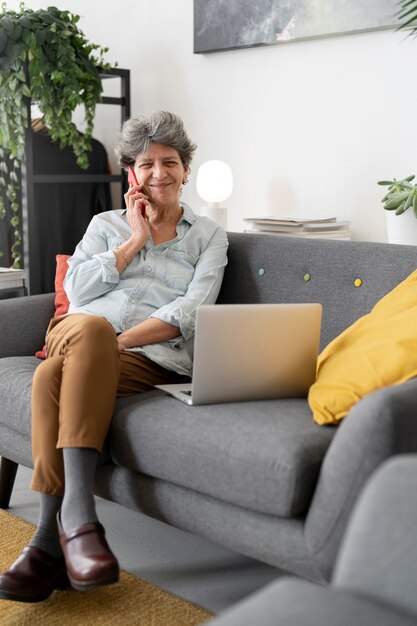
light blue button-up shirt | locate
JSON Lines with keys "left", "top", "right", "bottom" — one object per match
{"left": 64, "top": 203, "right": 228, "bottom": 376}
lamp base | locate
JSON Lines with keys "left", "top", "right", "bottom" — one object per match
{"left": 199, "top": 205, "right": 228, "bottom": 230}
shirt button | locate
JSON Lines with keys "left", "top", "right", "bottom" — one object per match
{"left": 304, "top": 273, "right": 311, "bottom": 282}
{"left": 258, "top": 268, "right": 265, "bottom": 276}
{"left": 354, "top": 278, "right": 362, "bottom": 287}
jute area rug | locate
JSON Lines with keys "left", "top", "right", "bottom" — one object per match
{"left": 0, "top": 509, "right": 213, "bottom": 625}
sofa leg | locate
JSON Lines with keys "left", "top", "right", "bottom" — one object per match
{"left": 0, "top": 457, "right": 18, "bottom": 509}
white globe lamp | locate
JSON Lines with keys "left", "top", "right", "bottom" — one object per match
{"left": 196, "top": 160, "right": 233, "bottom": 230}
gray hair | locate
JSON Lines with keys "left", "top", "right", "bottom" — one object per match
{"left": 114, "top": 111, "right": 197, "bottom": 170}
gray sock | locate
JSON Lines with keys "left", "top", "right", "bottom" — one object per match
{"left": 29, "top": 492, "right": 63, "bottom": 558}
{"left": 61, "top": 447, "right": 99, "bottom": 534}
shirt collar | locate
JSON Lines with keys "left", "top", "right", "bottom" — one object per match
{"left": 179, "top": 202, "right": 196, "bottom": 225}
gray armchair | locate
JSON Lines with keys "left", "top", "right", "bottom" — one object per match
{"left": 208, "top": 455, "right": 417, "bottom": 626}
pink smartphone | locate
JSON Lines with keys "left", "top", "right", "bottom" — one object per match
{"left": 128, "top": 167, "right": 146, "bottom": 216}
{"left": 128, "top": 166, "right": 140, "bottom": 187}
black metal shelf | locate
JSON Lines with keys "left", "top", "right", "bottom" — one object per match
{"left": 32, "top": 174, "right": 123, "bottom": 184}
{"left": 25, "top": 67, "right": 130, "bottom": 193}
{"left": 22, "top": 67, "right": 131, "bottom": 293}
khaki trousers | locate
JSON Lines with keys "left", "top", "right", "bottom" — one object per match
{"left": 30, "top": 313, "right": 185, "bottom": 496}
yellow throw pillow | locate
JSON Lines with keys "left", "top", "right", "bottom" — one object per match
{"left": 308, "top": 268, "right": 417, "bottom": 425}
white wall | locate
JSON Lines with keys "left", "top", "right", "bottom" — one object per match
{"left": 8, "top": 0, "right": 417, "bottom": 240}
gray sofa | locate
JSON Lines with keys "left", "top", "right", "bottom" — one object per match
{"left": 1, "top": 232, "right": 417, "bottom": 584}
{"left": 207, "top": 455, "right": 417, "bottom": 626}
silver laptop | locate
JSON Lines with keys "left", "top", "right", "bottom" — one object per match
{"left": 155, "top": 303, "right": 322, "bottom": 405}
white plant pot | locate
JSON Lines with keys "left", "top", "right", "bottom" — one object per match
{"left": 385, "top": 209, "right": 417, "bottom": 245}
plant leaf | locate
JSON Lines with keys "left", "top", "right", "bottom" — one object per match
{"left": 0, "top": 4, "right": 113, "bottom": 262}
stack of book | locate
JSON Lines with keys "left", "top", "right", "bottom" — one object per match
{"left": 0, "top": 267, "right": 27, "bottom": 291}
{"left": 243, "top": 217, "right": 351, "bottom": 240}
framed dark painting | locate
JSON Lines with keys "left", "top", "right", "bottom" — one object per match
{"left": 194, "top": 0, "right": 399, "bottom": 53}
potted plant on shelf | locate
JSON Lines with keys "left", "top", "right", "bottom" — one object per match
{"left": 0, "top": 3, "right": 112, "bottom": 266}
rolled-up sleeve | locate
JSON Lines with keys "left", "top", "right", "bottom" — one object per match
{"left": 64, "top": 216, "right": 121, "bottom": 307}
{"left": 151, "top": 227, "right": 228, "bottom": 342}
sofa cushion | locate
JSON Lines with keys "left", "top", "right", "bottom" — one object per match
{"left": 109, "top": 392, "right": 335, "bottom": 517}
{"left": 0, "top": 356, "right": 335, "bottom": 518}
{"left": 0, "top": 357, "right": 39, "bottom": 439}
{"left": 309, "top": 268, "right": 417, "bottom": 425}
{"left": 0, "top": 356, "right": 113, "bottom": 468}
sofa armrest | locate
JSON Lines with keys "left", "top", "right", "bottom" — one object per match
{"left": 207, "top": 458, "right": 417, "bottom": 626}
{"left": 333, "top": 455, "right": 417, "bottom": 618}
{"left": 205, "top": 576, "right": 416, "bottom": 626}
{"left": 0, "top": 293, "right": 54, "bottom": 357}
{"left": 305, "top": 379, "right": 417, "bottom": 580}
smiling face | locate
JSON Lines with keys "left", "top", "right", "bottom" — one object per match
{"left": 133, "top": 142, "right": 188, "bottom": 211}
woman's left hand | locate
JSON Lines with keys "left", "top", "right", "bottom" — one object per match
{"left": 117, "top": 336, "right": 129, "bottom": 352}
{"left": 117, "top": 318, "right": 181, "bottom": 352}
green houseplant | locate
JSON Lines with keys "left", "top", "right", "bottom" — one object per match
{"left": 397, "top": 0, "right": 417, "bottom": 36}
{"left": 378, "top": 176, "right": 417, "bottom": 216}
{"left": 377, "top": 1, "right": 417, "bottom": 222}
{"left": 0, "top": 3, "right": 112, "bottom": 266}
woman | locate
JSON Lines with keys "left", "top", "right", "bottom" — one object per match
{"left": 0, "top": 111, "right": 228, "bottom": 602}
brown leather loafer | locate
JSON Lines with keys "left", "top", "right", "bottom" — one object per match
{"left": 57, "top": 513, "right": 119, "bottom": 591}
{"left": 0, "top": 545, "right": 69, "bottom": 603}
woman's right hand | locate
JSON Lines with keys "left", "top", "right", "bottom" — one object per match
{"left": 124, "top": 183, "right": 150, "bottom": 247}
